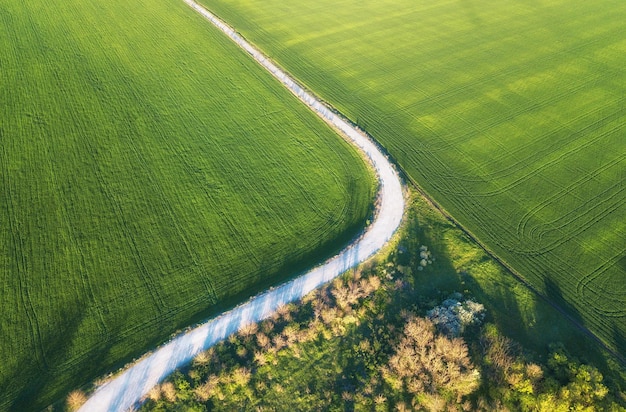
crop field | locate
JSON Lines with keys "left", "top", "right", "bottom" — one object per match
{"left": 201, "top": 0, "right": 626, "bottom": 353}
{"left": 0, "top": 0, "right": 375, "bottom": 408}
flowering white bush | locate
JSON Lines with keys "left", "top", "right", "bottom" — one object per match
{"left": 416, "top": 245, "right": 433, "bottom": 271}
{"left": 427, "top": 297, "right": 485, "bottom": 337}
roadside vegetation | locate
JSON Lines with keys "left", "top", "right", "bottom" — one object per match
{"left": 200, "top": 0, "right": 626, "bottom": 354}
{"left": 0, "top": 0, "right": 374, "bottom": 409}
{"left": 132, "top": 191, "right": 625, "bottom": 411}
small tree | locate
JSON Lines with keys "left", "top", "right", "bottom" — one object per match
{"left": 65, "top": 390, "right": 87, "bottom": 412}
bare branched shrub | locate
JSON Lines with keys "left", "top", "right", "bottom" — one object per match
{"left": 332, "top": 277, "right": 343, "bottom": 290}
{"left": 146, "top": 384, "right": 161, "bottom": 401}
{"left": 189, "top": 369, "right": 200, "bottom": 381}
{"left": 506, "top": 369, "right": 523, "bottom": 388}
{"left": 313, "top": 301, "right": 324, "bottom": 321}
{"left": 66, "top": 390, "right": 87, "bottom": 411}
{"left": 394, "top": 279, "right": 405, "bottom": 290}
{"left": 232, "top": 367, "right": 251, "bottom": 387}
{"left": 475, "top": 397, "right": 509, "bottom": 412}
{"left": 236, "top": 346, "right": 248, "bottom": 359}
{"left": 194, "top": 380, "right": 213, "bottom": 402}
{"left": 193, "top": 350, "right": 211, "bottom": 366}
{"left": 239, "top": 322, "right": 258, "bottom": 338}
{"left": 320, "top": 307, "right": 337, "bottom": 325}
{"left": 272, "top": 334, "right": 287, "bottom": 351}
{"left": 256, "top": 332, "right": 270, "bottom": 349}
{"left": 395, "top": 401, "right": 410, "bottom": 412}
{"left": 332, "top": 284, "right": 350, "bottom": 310}
{"left": 374, "top": 394, "right": 387, "bottom": 405}
{"left": 161, "top": 382, "right": 177, "bottom": 402}
{"left": 262, "top": 320, "right": 274, "bottom": 334}
{"left": 283, "top": 325, "right": 299, "bottom": 344}
{"left": 297, "top": 327, "right": 314, "bottom": 343}
{"left": 419, "top": 393, "right": 447, "bottom": 412}
{"left": 255, "top": 380, "right": 267, "bottom": 393}
{"left": 481, "top": 327, "right": 517, "bottom": 384}
{"left": 253, "top": 350, "right": 267, "bottom": 366}
{"left": 275, "top": 304, "right": 292, "bottom": 322}
{"left": 404, "top": 376, "right": 424, "bottom": 394}
{"left": 368, "top": 275, "right": 381, "bottom": 291}
{"left": 93, "top": 376, "right": 108, "bottom": 388}
{"left": 526, "top": 363, "right": 543, "bottom": 381}
{"left": 384, "top": 316, "right": 479, "bottom": 402}
{"left": 331, "top": 320, "right": 347, "bottom": 336}
{"left": 301, "top": 289, "right": 317, "bottom": 305}
{"left": 360, "top": 278, "right": 374, "bottom": 296}
{"left": 347, "top": 279, "right": 364, "bottom": 305}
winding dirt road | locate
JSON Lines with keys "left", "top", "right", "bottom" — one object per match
{"left": 79, "top": 2, "right": 404, "bottom": 410}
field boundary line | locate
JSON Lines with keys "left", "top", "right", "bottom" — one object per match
{"left": 78, "top": 2, "right": 404, "bottom": 410}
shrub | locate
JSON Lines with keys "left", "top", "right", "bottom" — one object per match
{"left": 65, "top": 390, "right": 87, "bottom": 412}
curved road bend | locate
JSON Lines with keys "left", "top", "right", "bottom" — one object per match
{"left": 79, "top": 2, "right": 404, "bottom": 410}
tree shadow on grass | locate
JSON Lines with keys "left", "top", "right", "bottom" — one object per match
{"left": 609, "top": 326, "right": 626, "bottom": 392}
{"left": 395, "top": 206, "right": 463, "bottom": 303}
{"left": 402, "top": 195, "right": 625, "bottom": 387}
{"left": 7, "top": 302, "right": 88, "bottom": 410}
{"left": 613, "top": 326, "right": 626, "bottom": 365}
{"left": 7, "top": 303, "right": 124, "bottom": 411}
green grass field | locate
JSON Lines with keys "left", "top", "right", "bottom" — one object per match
{"left": 0, "top": 0, "right": 374, "bottom": 408}
{"left": 200, "top": 0, "right": 626, "bottom": 353}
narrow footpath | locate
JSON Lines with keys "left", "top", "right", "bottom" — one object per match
{"left": 79, "top": 2, "right": 404, "bottom": 410}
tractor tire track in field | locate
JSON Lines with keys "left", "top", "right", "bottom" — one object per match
{"left": 0, "top": 147, "right": 49, "bottom": 377}
{"left": 78, "top": 1, "right": 404, "bottom": 410}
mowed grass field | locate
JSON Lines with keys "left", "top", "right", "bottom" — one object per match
{"left": 201, "top": 0, "right": 626, "bottom": 352}
{"left": 0, "top": 0, "right": 375, "bottom": 408}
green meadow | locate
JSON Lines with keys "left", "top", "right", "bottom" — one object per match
{"left": 0, "top": 0, "right": 374, "bottom": 408}
{"left": 201, "top": 0, "right": 626, "bottom": 353}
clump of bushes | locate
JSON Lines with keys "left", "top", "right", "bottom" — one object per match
{"left": 138, "top": 257, "right": 489, "bottom": 411}
{"left": 417, "top": 245, "right": 434, "bottom": 271}
{"left": 383, "top": 315, "right": 480, "bottom": 409}
{"left": 64, "top": 390, "right": 87, "bottom": 411}
{"left": 427, "top": 295, "right": 485, "bottom": 337}
{"left": 478, "top": 325, "right": 618, "bottom": 411}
